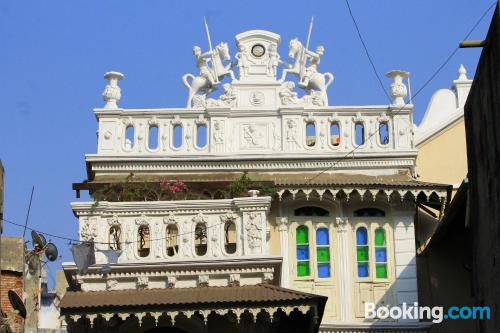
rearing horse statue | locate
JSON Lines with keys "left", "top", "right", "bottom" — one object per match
{"left": 280, "top": 38, "right": 334, "bottom": 106}
{"left": 182, "top": 42, "right": 236, "bottom": 108}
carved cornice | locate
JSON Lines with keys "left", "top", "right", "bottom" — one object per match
{"left": 87, "top": 156, "right": 417, "bottom": 175}
{"left": 71, "top": 197, "right": 272, "bottom": 216}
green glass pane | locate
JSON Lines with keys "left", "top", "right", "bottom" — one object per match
{"left": 357, "top": 246, "right": 369, "bottom": 262}
{"left": 317, "top": 247, "right": 330, "bottom": 262}
{"left": 375, "top": 228, "right": 386, "bottom": 246}
{"left": 376, "top": 263, "right": 387, "bottom": 278}
{"left": 297, "top": 261, "right": 310, "bottom": 277}
{"left": 296, "top": 226, "right": 308, "bottom": 244}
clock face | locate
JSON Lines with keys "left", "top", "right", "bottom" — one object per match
{"left": 251, "top": 44, "right": 265, "bottom": 58}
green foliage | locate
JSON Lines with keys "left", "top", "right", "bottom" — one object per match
{"left": 227, "top": 172, "right": 277, "bottom": 198}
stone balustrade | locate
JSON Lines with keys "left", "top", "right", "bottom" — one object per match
{"left": 93, "top": 105, "right": 415, "bottom": 158}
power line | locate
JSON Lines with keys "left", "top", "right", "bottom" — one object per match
{"left": 1, "top": 217, "right": 228, "bottom": 246}
{"left": 344, "top": 0, "right": 391, "bottom": 102}
{"left": 306, "top": 0, "right": 496, "bottom": 184}
{"left": 0, "top": 2, "right": 496, "bottom": 250}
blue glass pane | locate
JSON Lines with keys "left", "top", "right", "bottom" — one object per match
{"left": 357, "top": 262, "right": 369, "bottom": 277}
{"left": 316, "top": 228, "right": 329, "bottom": 245}
{"left": 356, "top": 228, "right": 368, "bottom": 245}
{"left": 296, "top": 245, "right": 310, "bottom": 260}
{"left": 318, "top": 263, "right": 331, "bottom": 278}
{"left": 375, "top": 248, "right": 387, "bottom": 262}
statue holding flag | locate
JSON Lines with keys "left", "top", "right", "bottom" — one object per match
{"left": 280, "top": 17, "right": 334, "bottom": 106}
{"left": 182, "top": 18, "right": 236, "bottom": 108}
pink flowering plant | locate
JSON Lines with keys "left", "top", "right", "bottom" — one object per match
{"left": 91, "top": 174, "right": 189, "bottom": 202}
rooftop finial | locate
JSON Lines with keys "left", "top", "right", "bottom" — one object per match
{"left": 386, "top": 70, "right": 409, "bottom": 106}
{"left": 458, "top": 64, "right": 468, "bottom": 80}
{"left": 103, "top": 71, "right": 124, "bottom": 109}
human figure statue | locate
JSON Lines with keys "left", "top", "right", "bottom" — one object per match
{"left": 299, "top": 45, "right": 324, "bottom": 89}
{"left": 219, "top": 83, "right": 237, "bottom": 106}
{"left": 194, "top": 46, "right": 217, "bottom": 87}
{"left": 267, "top": 43, "right": 282, "bottom": 77}
{"left": 279, "top": 81, "right": 300, "bottom": 105}
{"left": 235, "top": 44, "right": 253, "bottom": 78}
{"left": 280, "top": 38, "right": 334, "bottom": 106}
{"left": 182, "top": 42, "right": 235, "bottom": 108}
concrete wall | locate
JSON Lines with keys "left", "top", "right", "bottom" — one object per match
{"left": 463, "top": 4, "right": 500, "bottom": 332}
{"left": 416, "top": 119, "right": 467, "bottom": 188}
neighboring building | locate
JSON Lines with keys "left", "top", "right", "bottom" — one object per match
{"left": 417, "top": 3, "right": 500, "bottom": 333}
{"left": 38, "top": 271, "right": 68, "bottom": 333}
{"left": 60, "top": 30, "right": 449, "bottom": 332}
{"left": 1, "top": 237, "right": 24, "bottom": 333}
{"left": 414, "top": 65, "right": 472, "bottom": 190}
{"left": 462, "top": 3, "right": 500, "bottom": 332}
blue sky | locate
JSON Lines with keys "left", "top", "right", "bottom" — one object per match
{"left": 0, "top": 0, "right": 493, "bottom": 286}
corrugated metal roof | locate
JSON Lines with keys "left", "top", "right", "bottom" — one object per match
{"left": 60, "top": 284, "right": 326, "bottom": 310}
{"left": 90, "top": 173, "right": 449, "bottom": 189}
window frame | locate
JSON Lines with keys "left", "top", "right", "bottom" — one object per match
{"left": 328, "top": 120, "right": 342, "bottom": 148}
{"left": 290, "top": 218, "right": 338, "bottom": 283}
{"left": 351, "top": 219, "right": 394, "bottom": 283}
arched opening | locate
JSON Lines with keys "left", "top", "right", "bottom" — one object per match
{"left": 148, "top": 125, "right": 159, "bottom": 150}
{"left": 356, "top": 227, "right": 369, "bottom": 277}
{"left": 296, "top": 225, "right": 310, "bottom": 277}
{"left": 173, "top": 125, "right": 183, "bottom": 148}
{"left": 125, "top": 125, "right": 134, "bottom": 149}
{"left": 196, "top": 124, "right": 207, "bottom": 148}
{"left": 330, "top": 122, "right": 340, "bottom": 146}
{"left": 137, "top": 225, "right": 150, "bottom": 257}
{"left": 374, "top": 228, "right": 388, "bottom": 278}
{"left": 194, "top": 223, "right": 207, "bottom": 256}
{"left": 294, "top": 206, "right": 329, "bottom": 217}
{"left": 305, "top": 122, "right": 316, "bottom": 147}
{"left": 224, "top": 221, "right": 237, "bottom": 254}
{"left": 316, "top": 228, "right": 331, "bottom": 278}
{"left": 379, "top": 122, "right": 389, "bottom": 145}
{"left": 354, "top": 208, "right": 386, "bottom": 217}
{"left": 355, "top": 123, "right": 365, "bottom": 146}
{"left": 166, "top": 224, "right": 179, "bottom": 257}
{"left": 109, "top": 226, "right": 121, "bottom": 250}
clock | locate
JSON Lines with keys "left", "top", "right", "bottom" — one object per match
{"left": 251, "top": 44, "right": 265, "bottom": 58}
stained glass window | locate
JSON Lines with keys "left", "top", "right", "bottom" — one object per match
{"left": 374, "top": 228, "right": 388, "bottom": 278}
{"left": 356, "top": 227, "right": 369, "bottom": 277}
{"left": 316, "top": 228, "right": 331, "bottom": 278}
{"left": 296, "top": 226, "right": 310, "bottom": 277}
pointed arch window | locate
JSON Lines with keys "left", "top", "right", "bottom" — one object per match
{"left": 137, "top": 225, "right": 150, "bottom": 257}
{"left": 316, "top": 228, "right": 331, "bottom": 278}
{"left": 166, "top": 224, "right": 179, "bottom": 257}
{"left": 306, "top": 122, "right": 316, "bottom": 147}
{"left": 125, "top": 125, "right": 134, "bottom": 149}
{"left": 296, "top": 226, "right": 310, "bottom": 277}
{"left": 356, "top": 227, "right": 369, "bottom": 277}
{"left": 374, "top": 228, "right": 388, "bottom": 278}
{"left": 109, "top": 226, "right": 121, "bottom": 250}
{"left": 224, "top": 220, "right": 237, "bottom": 254}
{"left": 194, "top": 223, "right": 207, "bottom": 256}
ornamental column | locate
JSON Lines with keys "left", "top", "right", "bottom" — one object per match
{"left": 335, "top": 216, "right": 352, "bottom": 321}
{"left": 276, "top": 217, "right": 290, "bottom": 288}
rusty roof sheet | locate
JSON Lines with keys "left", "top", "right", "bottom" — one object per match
{"left": 60, "top": 284, "right": 326, "bottom": 310}
{"left": 90, "top": 172, "right": 449, "bottom": 189}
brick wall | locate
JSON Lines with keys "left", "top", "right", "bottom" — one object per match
{"left": 1, "top": 271, "right": 24, "bottom": 333}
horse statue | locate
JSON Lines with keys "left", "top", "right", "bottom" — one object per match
{"left": 182, "top": 42, "right": 236, "bottom": 108}
{"left": 280, "top": 38, "right": 334, "bottom": 106}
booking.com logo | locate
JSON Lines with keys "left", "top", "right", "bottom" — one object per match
{"left": 365, "top": 302, "right": 491, "bottom": 323}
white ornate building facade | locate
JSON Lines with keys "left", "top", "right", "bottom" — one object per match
{"left": 59, "top": 30, "right": 449, "bottom": 333}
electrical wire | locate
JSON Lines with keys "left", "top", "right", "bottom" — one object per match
{"left": 1, "top": 217, "right": 228, "bottom": 246}
{"left": 305, "top": 0, "right": 497, "bottom": 184}
{"left": 0, "top": 1, "right": 496, "bottom": 250}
